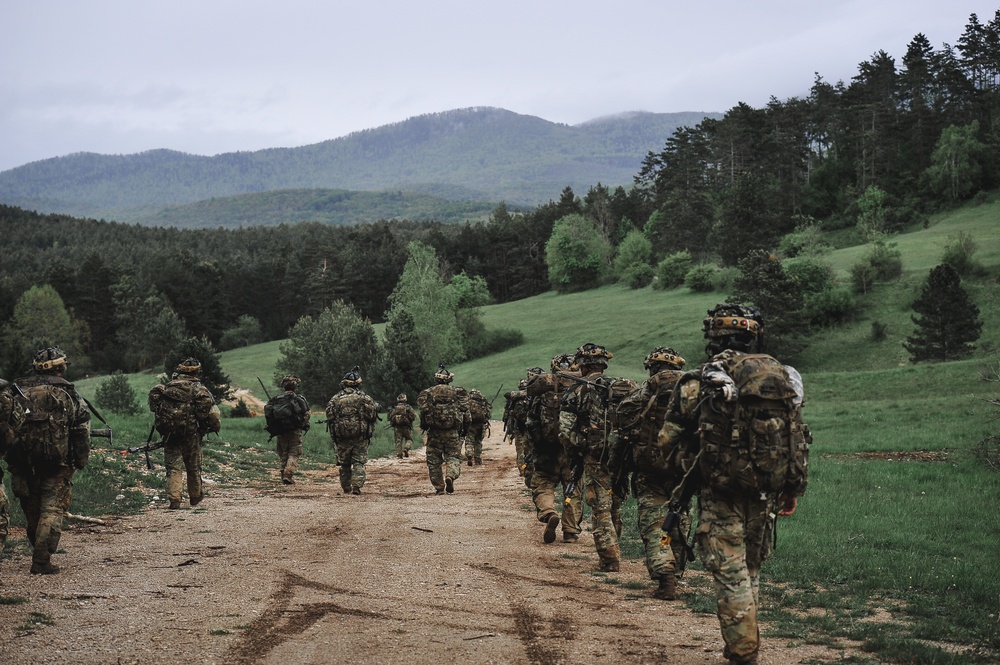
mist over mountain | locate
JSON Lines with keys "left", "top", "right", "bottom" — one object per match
{"left": 0, "top": 107, "right": 717, "bottom": 226}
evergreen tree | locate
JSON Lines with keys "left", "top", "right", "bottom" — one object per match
{"left": 372, "top": 308, "right": 428, "bottom": 406}
{"left": 164, "top": 336, "right": 233, "bottom": 403}
{"left": 730, "top": 250, "right": 805, "bottom": 357}
{"left": 95, "top": 371, "right": 143, "bottom": 416}
{"left": 904, "top": 263, "right": 982, "bottom": 362}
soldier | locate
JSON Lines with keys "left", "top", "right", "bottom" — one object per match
{"left": 388, "top": 393, "right": 417, "bottom": 458}
{"left": 148, "top": 358, "right": 222, "bottom": 509}
{"left": 612, "top": 346, "right": 690, "bottom": 600}
{"left": 4, "top": 347, "right": 90, "bottom": 574}
{"left": 464, "top": 388, "right": 491, "bottom": 466}
{"left": 325, "top": 367, "right": 378, "bottom": 495}
{"left": 559, "top": 343, "right": 622, "bottom": 570}
{"left": 501, "top": 379, "right": 530, "bottom": 478}
{"left": 264, "top": 376, "right": 310, "bottom": 484}
{"left": 417, "top": 365, "right": 470, "bottom": 494}
{"left": 525, "top": 355, "right": 583, "bottom": 544}
{"left": 659, "top": 304, "right": 810, "bottom": 665}
{"left": 0, "top": 378, "right": 27, "bottom": 553}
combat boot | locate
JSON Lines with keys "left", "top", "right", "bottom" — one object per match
{"left": 467, "top": 457, "right": 473, "bottom": 467}
{"left": 652, "top": 574, "right": 677, "bottom": 600}
{"left": 474, "top": 458, "right": 482, "bottom": 465}
{"left": 445, "top": 477, "right": 455, "bottom": 494}
{"left": 30, "top": 562, "right": 60, "bottom": 575}
{"left": 190, "top": 495, "right": 203, "bottom": 507}
{"left": 169, "top": 500, "right": 181, "bottom": 510}
{"left": 543, "top": 514, "right": 559, "bottom": 544}
{"left": 599, "top": 558, "right": 620, "bottom": 572}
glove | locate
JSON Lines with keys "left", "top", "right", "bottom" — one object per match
{"left": 776, "top": 494, "right": 798, "bottom": 516}
{"left": 719, "top": 383, "right": 737, "bottom": 402}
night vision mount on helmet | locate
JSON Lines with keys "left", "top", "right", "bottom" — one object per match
{"left": 703, "top": 303, "right": 764, "bottom": 356}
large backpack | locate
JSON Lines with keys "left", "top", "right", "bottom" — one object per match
{"left": 417, "top": 384, "right": 463, "bottom": 430}
{"left": 15, "top": 380, "right": 76, "bottom": 470}
{"left": 614, "top": 369, "right": 685, "bottom": 477}
{"left": 326, "top": 391, "right": 376, "bottom": 439}
{"left": 265, "top": 392, "right": 306, "bottom": 436}
{"left": 149, "top": 379, "right": 200, "bottom": 437}
{"left": 569, "top": 375, "right": 638, "bottom": 457}
{"left": 468, "top": 393, "right": 490, "bottom": 425}
{"left": 697, "top": 354, "right": 810, "bottom": 497}
{"left": 0, "top": 381, "right": 27, "bottom": 454}
{"left": 389, "top": 403, "right": 414, "bottom": 427}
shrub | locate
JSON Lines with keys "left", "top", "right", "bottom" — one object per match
{"left": 784, "top": 257, "right": 834, "bottom": 295}
{"left": 712, "top": 266, "right": 739, "bottom": 293}
{"left": 941, "top": 231, "right": 977, "bottom": 277}
{"left": 94, "top": 371, "right": 142, "bottom": 416}
{"left": 871, "top": 321, "right": 889, "bottom": 342}
{"left": 685, "top": 264, "right": 717, "bottom": 292}
{"left": 228, "top": 399, "right": 253, "bottom": 418}
{"left": 803, "top": 287, "right": 856, "bottom": 327}
{"left": 462, "top": 327, "right": 524, "bottom": 361}
{"left": 869, "top": 239, "right": 903, "bottom": 282}
{"left": 621, "top": 263, "right": 655, "bottom": 289}
{"left": 654, "top": 251, "right": 693, "bottom": 290}
{"left": 850, "top": 261, "right": 877, "bottom": 294}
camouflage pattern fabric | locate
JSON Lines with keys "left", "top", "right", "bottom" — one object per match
{"left": 696, "top": 486, "right": 771, "bottom": 664}
{"left": 276, "top": 429, "right": 303, "bottom": 482}
{"left": 393, "top": 425, "right": 414, "bottom": 458}
{"left": 529, "top": 455, "right": 582, "bottom": 538}
{"left": 9, "top": 465, "right": 74, "bottom": 569}
{"left": 424, "top": 428, "right": 462, "bottom": 493}
{"left": 336, "top": 436, "right": 369, "bottom": 493}
{"left": 634, "top": 473, "right": 691, "bottom": 581}
{"left": 164, "top": 433, "right": 204, "bottom": 505}
{"left": 0, "top": 478, "right": 8, "bottom": 549}
{"left": 464, "top": 422, "right": 486, "bottom": 463}
{"left": 583, "top": 456, "right": 620, "bottom": 568}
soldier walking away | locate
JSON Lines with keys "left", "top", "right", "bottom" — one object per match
{"left": 612, "top": 346, "right": 690, "bottom": 600}
{"left": 265, "top": 376, "right": 310, "bottom": 484}
{"left": 0, "top": 377, "right": 27, "bottom": 554}
{"left": 659, "top": 304, "right": 811, "bottom": 665}
{"left": 525, "top": 355, "right": 584, "bottom": 544}
{"left": 388, "top": 393, "right": 417, "bottom": 458}
{"left": 464, "top": 388, "right": 491, "bottom": 465}
{"left": 417, "top": 365, "right": 470, "bottom": 494}
{"left": 4, "top": 347, "right": 91, "bottom": 574}
{"left": 148, "top": 358, "right": 222, "bottom": 510}
{"left": 559, "top": 344, "right": 624, "bottom": 570}
{"left": 501, "top": 379, "right": 530, "bottom": 479}
{"left": 325, "top": 367, "right": 378, "bottom": 495}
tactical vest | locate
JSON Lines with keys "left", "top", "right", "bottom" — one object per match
{"left": 389, "top": 403, "right": 414, "bottom": 427}
{"left": 615, "top": 369, "right": 685, "bottom": 478}
{"left": 417, "top": 384, "right": 463, "bottom": 430}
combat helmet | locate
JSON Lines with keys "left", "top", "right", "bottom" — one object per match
{"left": 574, "top": 343, "right": 613, "bottom": 371}
{"left": 33, "top": 346, "right": 68, "bottom": 373}
{"left": 643, "top": 346, "right": 686, "bottom": 374}
{"left": 703, "top": 303, "right": 764, "bottom": 356}
{"left": 176, "top": 357, "right": 202, "bottom": 375}
{"left": 397, "top": 393, "right": 408, "bottom": 402}
{"left": 281, "top": 375, "right": 301, "bottom": 391}
{"left": 550, "top": 353, "right": 576, "bottom": 372}
{"left": 341, "top": 366, "right": 363, "bottom": 388}
{"left": 434, "top": 364, "right": 454, "bottom": 384}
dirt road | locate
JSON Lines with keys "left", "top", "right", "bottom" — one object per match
{"left": 0, "top": 425, "right": 849, "bottom": 664}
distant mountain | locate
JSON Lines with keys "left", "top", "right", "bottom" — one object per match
{"left": 0, "top": 107, "right": 718, "bottom": 225}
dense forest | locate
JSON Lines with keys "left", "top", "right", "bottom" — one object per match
{"left": 1, "top": 10, "right": 997, "bottom": 378}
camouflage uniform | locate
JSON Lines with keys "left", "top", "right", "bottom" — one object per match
{"left": 388, "top": 396, "right": 417, "bottom": 458}
{"left": 0, "top": 379, "right": 26, "bottom": 550}
{"left": 559, "top": 344, "right": 620, "bottom": 570}
{"left": 274, "top": 379, "right": 310, "bottom": 484}
{"left": 150, "top": 361, "right": 222, "bottom": 509}
{"left": 501, "top": 384, "right": 529, "bottom": 478}
{"left": 418, "top": 367, "right": 471, "bottom": 494}
{"left": 326, "top": 376, "right": 378, "bottom": 495}
{"left": 5, "top": 349, "right": 91, "bottom": 574}
{"left": 463, "top": 389, "right": 490, "bottom": 465}
{"left": 526, "top": 367, "right": 583, "bottom": 543}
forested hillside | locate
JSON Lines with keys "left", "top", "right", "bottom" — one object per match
{"left": 0, "top": 109, "right": 712, "bottom": 223}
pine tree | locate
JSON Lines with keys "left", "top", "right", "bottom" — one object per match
{"left": 904, "top": 263, "right": 982, "bottom": 362}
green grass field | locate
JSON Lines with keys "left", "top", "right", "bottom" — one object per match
{"left": 5, "top": 194, "right": 1000, "bottom": 663}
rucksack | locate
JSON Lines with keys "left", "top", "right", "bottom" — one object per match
{"left": 265, "top": 392, "right": 306, "bottom": 436}
{"left": 468, "top": 393, "right": 490, "bottom": 424}
{"left": 0, "top": 381, "right": 27, "bottom": 453}
{"left": 417, "top": 384, "right": 463, "bottom": 430}
{"left": 150, "top": 379, "right": 200, "bottom": 437}
{"left": 389, "top": 403, "right": 414, "bottom": 427}
{"left": 614, "top": 369, "right": 685, "bottom": 478}
{"left": 567, "top": 375, "right": 638, "bottom": 457}
{"left": 697, "top": 353, "right": 810, "bottom": 497}
{"left": 15, "top": 380, "right": 76, "bottom": 470}
{"left": 326, "top": 391, "right": 376, "bottom": 439}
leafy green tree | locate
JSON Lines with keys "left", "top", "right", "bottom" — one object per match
{"left": 545, "top": 214, "right": 611, "bottom": 293}
{"left": 730, "top": 250, "right": 805, "bottom": 356}
{"left": 372, "top": 308, "right": 427, "bottom": 406}
{"left": 922, "top": 121, "right": 989, "bottom": 202}
{"left": 111, "top": 275, "right": 187, "bottom": 371}
{"left": 653, "top": 251, "right": 694, "bottom": 290}
{"left": 164, "top": 336, "right": 233, "bottom": 403}
{"left": 277, "top": 301, "right": 379, "bottom": 405}
{"left": 1, "top": 284, "right": 90, "bottom": 378}
{"left": 904, "top": 263, "right": 982, "bottom": 362}
{"left": 612, "top": 230, "right": 653, "bottom": 281}
{"left": 386, "top": 242, "right": 464, "bottom": 365}
{"left": 219, "top": 315, "right": 263, "bottom": 350}
{"left": 941, "top": 231, "right": 978, "bottom": 276}
{"left": 95, "top": 371, "right": 143, "bottom": 416}
{"left": 446, "top": 271, "right": 492, "bottom": 358}
{"left": 855, "top": 186, "right": 890, "bottom": 241}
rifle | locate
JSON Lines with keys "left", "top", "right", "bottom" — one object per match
{"left": 91, "top": 428, "right": 113, "bottom": 446}
{"left": 120, "top": 423, "right": 160, "bottom": 469}
{"left": 257, "top": 376, "right": 273, "bottom": 401}
{"left": 563, "top": 454, "right": 585, "bottom": 505}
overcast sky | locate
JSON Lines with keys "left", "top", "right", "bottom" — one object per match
{"left": 1, "top": 1, "right": 995, "bottom": 173}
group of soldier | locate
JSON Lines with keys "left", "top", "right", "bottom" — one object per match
{"left": 0, "top": 302, "right": 808, "bottom": 665}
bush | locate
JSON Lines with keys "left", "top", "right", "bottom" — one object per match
{"left": 621, "top": 263, "right": 655, "bottom": 289}
{"left": 869, "top": 240, "right": 903, "bottom": 282}
{"left": 941, "top": 231, "right": 977, "bottom": 277}
{"left": 850, "top": 261, "right": 877, "bottom": 294}
{"left": 94, "top": 371, "right": 143, "bottom": 416}
{"left": 871, "top": 321, "right": 889, "bottom": 342}
{"left": 685, "top": 264, "right": 718, "bottom": 292}
{"left": 228, "top": 399, "right": 253, "bottom": 418}
{"left": 804, "top": 287, "right": 856, "bottom": 327}
{"left": 462, "top": 327, "right": 524, "bottom": 361}
{"left": 711, "top": 266, "right": 740, "bottom": 293}
{"left": 784, "top": 257, "right": 834, "bottom": 295}
{"left": 654, "top": 251, "right": 693, "bottom": 290}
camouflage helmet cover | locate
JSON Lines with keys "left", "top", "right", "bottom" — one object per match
{"left": 397, "top": 393, "right": 407, "bottom": 402}
{"left": 341, "top": 366, "right": 363, "bottom": 387}
{"left": 644, "top": 346, "right": 686, "bottom": 371}
{"left": 33, "top": 346, "right": 68, "bottom": 372}
{"left": 434, "top": 364, "right": 454, "bottom": 384}
{"left": 574, "top": 343, "right": 612, "bottom": 368}
{"left": 550, "top": 353, "right": 576, "bottom": 372}
{"left": 281, "top": 375, "right": 301, "bottom": 390}
{"left": 176, "top": 357, "right": 201, "bottom": 374}
{"left": 703, "top": 303, "right": 763, "bottom": 354}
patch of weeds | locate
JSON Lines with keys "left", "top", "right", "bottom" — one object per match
{"left": 601, "top": 576, "right": 621, "bottom": 585}
{"left": 209, "top": 628, "right": 231, "bottom": 636}
{"left": 18, "top": 612, "right": 54, "bottom": 632}
{"left": 0, "top": 596, "right": 28, "bottom": 605}
{"left": 682, "top": 589, "right": 716, "bottom": 615}
{"left": 559, "top": 553, "right": 589, "bottom": 560}
{"left": 620, "top": 580, "right": 651, "bottom": 590}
